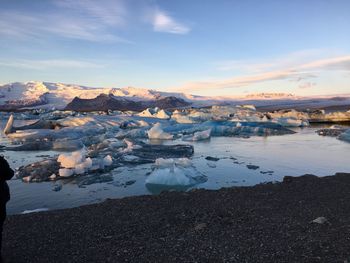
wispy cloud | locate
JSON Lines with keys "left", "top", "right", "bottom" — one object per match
{"left": 0, "top": 1, "right": 191, "bottom": 42}
{"left": 54, "top": 0, "right": 127, "bottom": 26}
{"left": 299, "top": 82, "right": 317, "bottom": 89}
{"left": 0, "top": 0, "right": 130, "bottom": 43}
{"left": 175, "top": 54, "right": 350, "bottom": 92}
{"left": 152, "top": 9, "right": 190, "bottom": 34}
{"left": 0, "top": 59, "right": 104, "bottom": 70}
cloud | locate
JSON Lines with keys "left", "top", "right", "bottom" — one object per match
{"left": 54, "top": 0, "right": 127, "bottom": 26}
{"left": 175, "top": 54, "right": 350, "bottom": 92}
{"left": 0, "top": 1, "right": 191, "bottom": 42}
{"left": 299, "top": 82, "right": 316, "bottom": 89}
{"left": 152, "top": 9, "right": 190, "bottom": 34}
{"left": 0, "top": 59, "right": 104, "bottom": 70}
{"left": 0, "top": 0, "right": 130, "bottom": 43}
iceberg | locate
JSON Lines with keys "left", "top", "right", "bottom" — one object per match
{"left": 57, "top": 150, "right": 94, "bottom": 177}
{"left": 147, "top": 122, "right": 173, "bottom": 140}
{"left": 59, "top": 168, "right": 74, "bottom": 178}
{"left": 146, "top": 157, "right": 205, "bottom": 187}
{"left": 338, "top": 129, "right": 350, "bottom": 143}
{"left": 146, "top": 166, "right": 192, "bottom": 186}
{"left": 155, "top": 158, "right": 192, "bottom": 168}
{"left": 192, "top": 129, "right": 211, "bottom": 141}
{"left": 272, "top": 117, "right": 309, "bottom": 127}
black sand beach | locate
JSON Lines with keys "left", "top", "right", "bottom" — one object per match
{"left": 3, "top": 173, "right": 350, "bottom": 263}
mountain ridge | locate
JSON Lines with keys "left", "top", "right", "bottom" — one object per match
{"left": 1, "top": 81, "right": 350, "bottom": 111}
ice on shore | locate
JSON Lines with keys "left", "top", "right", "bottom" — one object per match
{"left": 21, "top": 208, "right": 49, "bottom": 214}
{"left": 147, "top": 122, "right": 173, "bottom": 140}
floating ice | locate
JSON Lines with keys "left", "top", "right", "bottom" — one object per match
{"left": 3, "top": 114, "right": 14, "bottom": 134}
{"left": 146, "top": 158, "right": 199, "bottom": 186}
{"left": 59, "top": 168, "right": 74, "bottom": 177}
{"left": 272, "top": 117, "right": 309, "bottom": 127}
{"left": 154, "top": 109, "right": 171, "bottom": 119}
{"left": 192, "top": 129, "right": 211, "bottom": 141}
{"left": 123, "top": 155, "right": 140, "bottom": 162}
{"left": 58, "top": 151, "right": 84, "bottom": 169}
{"left": 154, "top": 158, "right": 192, "bottom": 168}
{"left": 103, "top": 155, "right": 113, "bottom": 166}
{"left": 147, "top": 122, "right": 173, "bottom": 140}
{"left": 120, "top": 139, "right": 142, "bottom": 153}
{"left": 146, "top": 166, "right": 192, "bottom": 186}
{"left": 57, "top": 150, "right": 93, "bottom": 177}
{"left": 138, "top": 108, "right": 157, "bottom": 117}
{"left": 338, "top": 129, "right": 350, "bottom": 143}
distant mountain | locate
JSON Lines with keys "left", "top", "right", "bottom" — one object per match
{"left": 245, "top": 93, "right": 298, "bottom": 99}
{"left": 0, "top": 81, "right": 198, "bottom": 111}
{"left": 65, "top": 94, "right": 190, "bottom": 112}
{"left": 0, "top": 81, "right": 349, "bottom": 112}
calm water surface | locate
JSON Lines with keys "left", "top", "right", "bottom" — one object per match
{"left": 1, "top": 120, "right": 349, "bottom": 214}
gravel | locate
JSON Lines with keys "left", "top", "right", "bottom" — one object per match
{"left": 3, "top": 173, "right": 350, "bottom": 262}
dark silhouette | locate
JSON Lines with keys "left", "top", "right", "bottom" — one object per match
{"left": 0, "top": 156, "right": 14, "bottom": 261}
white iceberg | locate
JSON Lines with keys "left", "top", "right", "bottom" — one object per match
{"left": 147, "top": 122, "right": 173, "bottom": 140}
{"left": 146, "top": 166, "right": 192, "bottom": 186}
{"left": 272, "top": 117, "right": 309, "bottom": 127}
{"left": 155, "top": 158, "right": 192, "bottom": 168}
{"left": 57, "top": 150, "right": 94, "bottom": 177}
{"left": 58, "top": 150, "right": 84, "bottom": 169}
{"left": 59, "top": 168, "right": 74, "bottom": 177}
{"left": 146, "top": 158, "right": 198, "bottom": 186}
{"left": 103, "top": 155, "right": 113, "bottom": 166}
{"left": 192, "top": 129, "right": 211, "bottom": 141}
{"left": 137, "top": 108, "right": 157, "bottom": 118}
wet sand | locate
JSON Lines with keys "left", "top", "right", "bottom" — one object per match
{"left": 3, "top": 173, "right": 350, "bottom": 262}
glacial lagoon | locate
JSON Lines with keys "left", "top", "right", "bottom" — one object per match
{"left": 2, "top": 115, "right": 349, "bottom": 215}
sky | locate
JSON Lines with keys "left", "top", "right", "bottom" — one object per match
{"left": 0, "top": 0, "right": 349, "bottom": 97}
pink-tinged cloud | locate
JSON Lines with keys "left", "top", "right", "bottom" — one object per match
{"left": 174, "top": 55, "right": 350, "bottom": 92}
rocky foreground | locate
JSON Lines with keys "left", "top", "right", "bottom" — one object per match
{"left": 4, "top": 173, "right": 350, "bottom": 263}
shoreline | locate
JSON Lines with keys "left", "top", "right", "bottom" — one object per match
{"left": 3, "top": 172, "right": 350, "bottom": 262}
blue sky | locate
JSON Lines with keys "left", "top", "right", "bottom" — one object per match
{"left": 0, "top": 0, "right": 349, "bottom": 96}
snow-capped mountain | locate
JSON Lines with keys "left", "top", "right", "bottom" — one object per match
{"left": 0, "top": 81, "right": 350, "bottom": 111}
{"left": 0, "top": 81, "right": 200, "bottom": 110}
{"left": 245, "top": 93, "right": 299, "bottom": 99}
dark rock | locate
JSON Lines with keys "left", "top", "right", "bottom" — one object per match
{"left": 246, "top": 164, "right": 260, "bottom": 170}
{"left": 205, "top": 156, "right": 220, "bottom": 161}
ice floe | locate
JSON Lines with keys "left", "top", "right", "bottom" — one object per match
{"left": 146, "top": 158, "right": 205, "bottom": 187}
{"left": 147, "top": 122, "right": 173, "bottom": 140}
